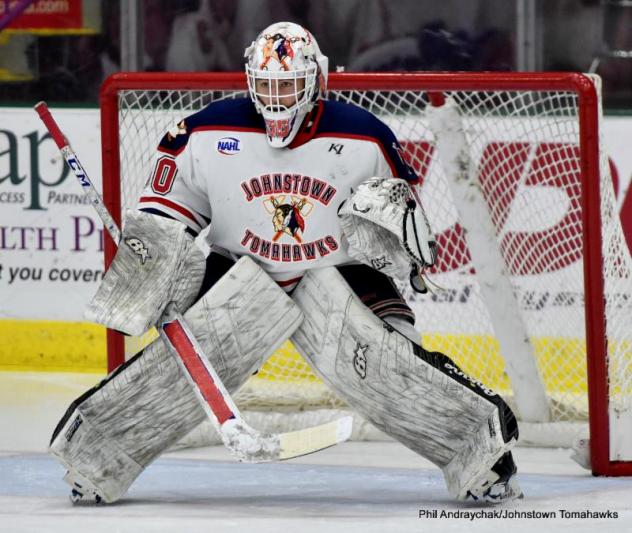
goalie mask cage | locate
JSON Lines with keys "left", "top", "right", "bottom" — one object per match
{"left": 100, "top": 72, "right": 632, "bottom": 476}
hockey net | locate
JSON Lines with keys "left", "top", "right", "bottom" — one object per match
{"left": 101, "top": 72, "right": 632, "bottom": 475}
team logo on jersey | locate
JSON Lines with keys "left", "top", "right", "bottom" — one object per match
{"left": 264, "top": 195, "right": 313, "bottom": 243}
{"left": 217, "top": 137, "right": 241, "bottom": 155}
{"left": 239, "top": 174, "right": 340, "bottom": 263}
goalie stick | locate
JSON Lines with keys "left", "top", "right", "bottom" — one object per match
{"left": 34, "top": 101, "right": 352, "bottom": 463}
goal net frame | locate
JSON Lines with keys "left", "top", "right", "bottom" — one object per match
{"left": 100, "top": 71, "right": 630, "bottom": 477}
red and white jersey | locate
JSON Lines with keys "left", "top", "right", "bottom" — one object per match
{"left": 138, "top": 98, "right": 418, "bottom": 291}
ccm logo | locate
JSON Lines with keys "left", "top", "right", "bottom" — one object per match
{"left": 217, "top": 137, "right": 241, "bottom": 155}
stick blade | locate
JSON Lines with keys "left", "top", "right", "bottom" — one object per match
{"left": 278, "top": 415, "right": 353, "bottom": 461}
{"left": 221, "top": 416, "right": 354, "bottom": 463}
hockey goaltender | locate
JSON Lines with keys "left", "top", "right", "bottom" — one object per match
{"left": 48, "top": 21, "right": 521, "bottom": 505}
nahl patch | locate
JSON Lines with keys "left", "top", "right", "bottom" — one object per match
{"left": 353, "top": 342, "right": 368, "bottom": 379}
{"left": 125, "top": 237, "right": 151, "bottom": 264}
{"left": 217, "top": 137, "right": 241, "bottom": 155}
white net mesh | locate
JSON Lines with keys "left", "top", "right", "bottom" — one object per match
{"left": 109, "top": 76, "right": 632, "bottom": 449}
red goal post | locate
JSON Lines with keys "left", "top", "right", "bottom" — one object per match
{"left": 100, "top": 72, "right": 632, "bottom": 476}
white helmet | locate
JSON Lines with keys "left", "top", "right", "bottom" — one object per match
{"left": 245, "top": 22, "right": 328, "bottom": 148}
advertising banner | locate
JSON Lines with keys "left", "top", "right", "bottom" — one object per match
{"left": 1, "top": 0, "right": 82, "bottom": 30}
{"left": 0, "top": 107, "right": 103, "bottom": 321}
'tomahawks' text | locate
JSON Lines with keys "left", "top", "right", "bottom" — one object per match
{"left": 241, "top": 229, "right": 339, "bottom": 262}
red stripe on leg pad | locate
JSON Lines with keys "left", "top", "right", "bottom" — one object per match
{"left": 162, "top": 320, "right": 235, "bottom": 424}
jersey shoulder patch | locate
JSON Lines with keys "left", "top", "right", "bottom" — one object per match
{"left": 157, "top": 98, "right": 264, "bottom": 156}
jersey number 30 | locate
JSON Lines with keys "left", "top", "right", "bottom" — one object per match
{"left": 151, "top": 156, "right": 178, "bottom": 194}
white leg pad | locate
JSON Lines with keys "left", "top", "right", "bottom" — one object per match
{"left": 50, "top": 256, "right": 303, "bottom": 503}
{"left": 290, "top": 267, "right": 516, "bottom": 500}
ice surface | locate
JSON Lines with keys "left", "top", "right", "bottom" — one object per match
{"left": 1, "top": 372, "right": 631, "bottom": 533}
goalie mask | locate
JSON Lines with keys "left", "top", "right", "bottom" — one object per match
{"left": 245, "top": 22, "right": 328, "bottom": 148}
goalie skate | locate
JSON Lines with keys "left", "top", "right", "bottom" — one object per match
{"left": 64, "top": 469, "right": 103, "bottom": 504}
{"left": 466, "top": 452, "right": 523, "bottom": 504}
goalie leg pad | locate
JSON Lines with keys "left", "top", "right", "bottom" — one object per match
{"left": 290, "top": 267, "right": 517, "bottom": 500}
{"left": 50, "top": 256, "right": 303, "bottom": 503}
